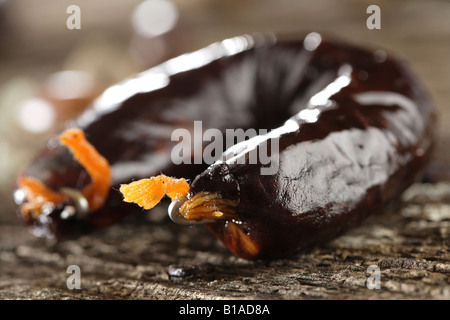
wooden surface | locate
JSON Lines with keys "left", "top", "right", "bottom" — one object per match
{"left": 0, "top": 0, "right": 449, "bottom": 300}
{"left": 0, "top": 184, "right": 449, "bottom": 299}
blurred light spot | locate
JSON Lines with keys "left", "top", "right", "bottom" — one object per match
{"left": 373, "top": 49, "right": 387, "bottom": 63}
{"left": 304, "top": 32, "right": 322, "bottom": 52}
{"left": 132, "top": 0, "right": 179, "bottom": 38}
{"left": 18, "top": 98, "right": 56, "bottom": 133}
{"left": 13, "top": 188, "right": 26, "bottom": 205}
{"left": 60, "top": 206, "right": 76, "bottom": 220}
{"left": 45, "top": 70, "right": 95, "bottom": 100}
{"left": 358, "top": 70, "right": 369, "bottom": 81}
{"left": 47, "top": 134, "right": 61, "bottom": 149}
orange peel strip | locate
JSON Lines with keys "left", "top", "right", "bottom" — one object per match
{"left": 178, "top": 192, "right": 238, "bottom": 221}
{"left": 119, "top": 175, "right": 190, "bottom": 210}
{"left": 17, "top": 176, "right": 67, "bottom": 217}
{"left": 59, "top": 128, "right": 112, "bottom": 212}
{"left": 226, "top": 221, "right": 261, "bottom": 259}
{"left": 18, "top": 128, "right": 112, "bottom": 217}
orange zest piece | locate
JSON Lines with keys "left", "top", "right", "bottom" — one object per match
{"left": 17, "top": 176, "right": 67, "bottom": 217}
{"left": 119, "top": 175, "right": 190, "bottom": 210}
{"left": 226, "top": 221, "right": 261, "bottom": 259}
{"left": 178, "top": 192, "right": 238, "bottom": 221}
{"left": 18, "top": 127, "right": 112, "bottom": 218}
{"left": 161, "top": 175, "right": 190, "bottom": 201}
{"left": 59, "top": 128, "right": 112, "bottom": 212}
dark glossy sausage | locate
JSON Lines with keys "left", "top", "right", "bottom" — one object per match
{"left": 15, "top": 33, "right": 436, "bottom": 260}
{"left": 176, "top": 37, "right": 438, "bottom": 259}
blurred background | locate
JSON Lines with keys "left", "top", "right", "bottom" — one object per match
{"left": 0, "top": 0, "right": 449, "bottom": 224}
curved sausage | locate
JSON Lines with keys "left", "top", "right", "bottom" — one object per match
{"left": 15, "top": 33, "right": 436, "bottom": 261}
